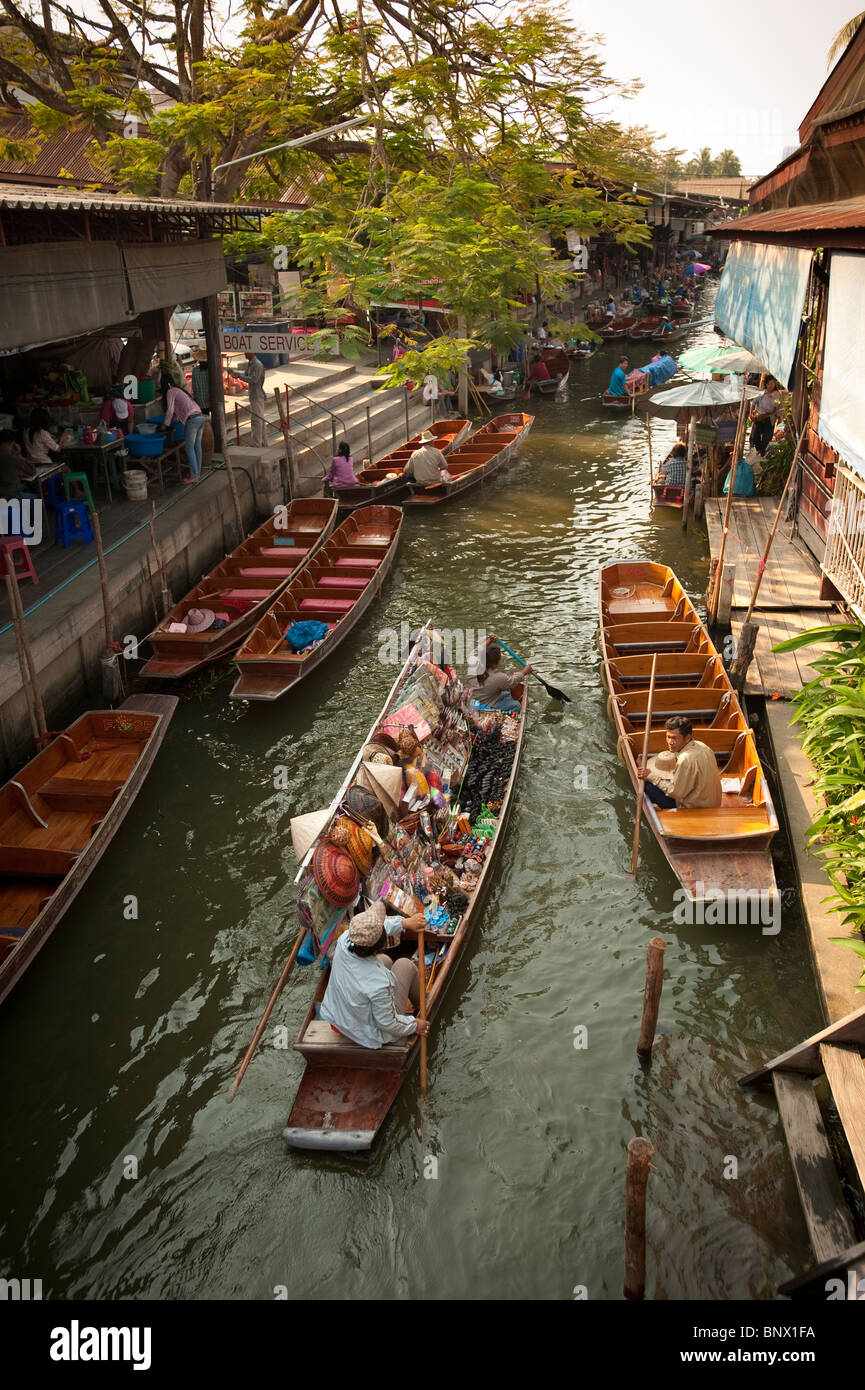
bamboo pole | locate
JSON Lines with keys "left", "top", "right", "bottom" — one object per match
{"left": 148, "top": 502, "right": 171, "bottom": 619}
{"left": 624, "top": 1137, "right": 654, "bottom": 1300}
{"left": 6, "top": 559, "right": 46, "bottom": 735}
{"left": 227, "top": 928, "right": 305, "bottom": 1101}
{"left": 91, "top": 512, "right": 113, "bottom": 649}
{"left": 637, "top": 937, "right": 667, "bottom": 1057}
{"left": 646, "top": 413, "right": 654, "bottom": 505}
{"left": 743, "top": 422, "right": 809, "bottom": 624}
{"left": 366, "top": 404, "right": 373, "bottom": 464}
{"left": 4, "top": 566, "right": 41, "bottom": 741}
{"left": 680, "top": 414, "right": 697, "bottom": 530}
{"left": 709, "top": 383, "right": 750, "bottom": 623}
{"left": 418, "top": 927, "right": 428, "bottom": 1095}
{"left": 630, "top": 653, "right": 658, "bottom": 877}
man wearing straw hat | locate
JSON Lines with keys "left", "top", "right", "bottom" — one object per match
{"left": 637, "top": 716, "right": 722, "bottom": 811}
{"left": 402, "top": 432, "right": 450, "bottom": 485}
{"left": 320, "top": 901, "right": 432, "bottom": 1048}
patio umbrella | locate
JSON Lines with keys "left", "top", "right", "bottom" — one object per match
{"left": 647, "top": 379, "right": 761, "bottom": 418}
{"left": 678, "top": 344, "right": 767, "bottom": 376}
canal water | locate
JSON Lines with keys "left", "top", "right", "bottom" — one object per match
{"left": 1, "top": 297, "right": 823, "bottom": 1300}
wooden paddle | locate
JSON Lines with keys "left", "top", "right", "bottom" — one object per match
{"left": 497, "top": 638, "right": 571, "bottom": 703}
{"left": 630, "top": 653, "right": 658, "bottom": 877}
{"left": 227, "top": 927, "right": 305, "bottom": 1102}
{"left": 418, "top": 927, "right": 428, "bottom": 1094}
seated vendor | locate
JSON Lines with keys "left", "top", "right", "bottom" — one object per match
{"left": 637, "top": 716, "right": 722, "bottom": 811}
{"left": 23, "top": 407, "right": 63, "bottom": 467}
{"left": 403, "top": 433, "right": 450, "bottom": 484}
{"left": 325, "top": 440, "right": 361, "bottom": 489}
{"left": 608, "top": 357, "right": 630, "bottom": 397}
{"left": 100, "top": 386, "right": 132, "bottom": 436}
{"left": 464, "top": 640, "right": 530, "bottom": 714}
{"left": 529, "top": 356, "right": 553, "bottom": 386}
{"left": 319, "top": 901, "right": 431, "bottom": 1049}
{"left": 659, "top": 442, "right": 687, "bottom": 487}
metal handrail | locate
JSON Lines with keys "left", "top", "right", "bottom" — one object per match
{"left": 287, "top": 389, "right": 349, "bottom": 437}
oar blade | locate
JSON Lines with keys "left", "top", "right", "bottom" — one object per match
{"left": 538, "top": 675, "right": 571, "bottom": 703}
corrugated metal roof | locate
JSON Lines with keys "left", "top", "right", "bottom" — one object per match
{"left": 0, "top": 115, "right": 117, "bottom": 188}
{"left": 0, "top": 182, "right": 274, "bottom": 216}
{"left": 707, "top": 195, "right": 865, "bottom": 238}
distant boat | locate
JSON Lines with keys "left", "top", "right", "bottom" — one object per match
{"left": 0, "top": 695, "right": 177, "bottom": 1005}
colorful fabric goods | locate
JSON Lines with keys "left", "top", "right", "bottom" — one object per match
{"left": 297, "top": 873, "right": 349, "bottom": 960}
{"left": 284, "top": 619, "right": 329, "bottom": 652}
{"left": 329, "top": 817, "right": 375, "bottom": 877}
{"left": 312, "top": 841, "right": 361, "bottom": 907}
{"left": 471, "top": 806, "right": 497, "bottom": 841}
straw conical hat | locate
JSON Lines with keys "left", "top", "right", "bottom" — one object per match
{"left": 356, "top": 760, "right": 403, "bottom": 815}
{"left": 290, "top": 808, "right": 331, "bottom": 861}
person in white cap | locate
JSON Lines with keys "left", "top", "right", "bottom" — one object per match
{"left": 319, "top": 900, "right": 432, "bottom": 1048}
{"left": 402, "top": 432, "right": 450, "bottom": 485}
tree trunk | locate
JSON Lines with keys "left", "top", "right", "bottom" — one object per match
{"left": 457, "top": 315, "right": 469, "bottom": 416}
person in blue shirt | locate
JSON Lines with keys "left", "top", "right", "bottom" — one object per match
{"left": 320, "top": 901, "right": 433, "bottom": 1049}
{"left": 608, "top": 357, "right": 629, "bottom": 396}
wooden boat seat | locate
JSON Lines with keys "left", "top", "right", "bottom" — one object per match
{"left": 657, "top": 806, "right": 772, "bottom": 839}
{"left": 238, "top": 567, "right": 296, "bottom": 579}
{"left": 335, "top": 556, "right": 380, "bottom": 568}
{"left": 0, "top": 845, "right": 78, "bottom": 877}
{"left": 606, "top": 622, "right": 697, "bottom": 652}
{"left": 317, "top": 575, "right": 368, "bottom": 589}
{"left": 301, "top": 1018, "right": 406, "bottom": 1052}
{"left": 348, "top": 529, "right": 391, "bottom": 545}
{"left": 299, "top": 597, "right": 353, "bottom": 612}
{"left": 605, "top": 598, "right": 675, "bottom": 619}
{"left": 38, "top": 776, "right": 123, "bottom": 812}
{"left": 258, "top": 547, "right": 308, "bottom": 560}
{"left": 221, "top": 588, "right": 273, "bottom": 604}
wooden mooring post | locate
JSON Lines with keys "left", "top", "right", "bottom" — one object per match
{"left": 731, "top": 620, "right": 759, "bottom": 698}
{"left": 624, "top": 1137, "right": 654, "bottom": 1300}
{"left": 91, "top": 513, "right": 122, "bottom": 702}
{"left": 637, "top": 937, "right": 667, "bottom": 1059}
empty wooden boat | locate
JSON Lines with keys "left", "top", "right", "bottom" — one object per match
{"left": 325, "top": 418, "right": 470, "bottom": 511}
{"left": 402, "top": 412, "right": 533, "bottom": 507}
{"left": 629, "top": 316, "right": 664, "bottom": 340}
{"left": 598, "top": 315, "right": 635, "bottom": 340}
{"left": 599, "top": 560, "right": 778, "bottom": 904}
{"left": 0, "top": 694, "right": 177, "bottom": 1005}
{"left": 139, "top": 499, "right": 338, "bottom": 679}
{"left": 281, "top": 630, "right": 528, "bottom": 1152}
{"left": 230, "top": 504, "right": 403, "bottom": 701}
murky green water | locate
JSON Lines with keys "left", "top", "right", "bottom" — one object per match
{"left": 1, "top": 300, "right": 823, "bottom": 1300}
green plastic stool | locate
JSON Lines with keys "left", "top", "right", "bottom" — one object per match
{"left": 63, "top": 471, "right": 96, "bottom": 512}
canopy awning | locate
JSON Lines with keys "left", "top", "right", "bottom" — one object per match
{"left": 124, "top": 241, "right": 226, "bottom": 314}
{"left": 818, "top": 251, "right": 865, "bottom": 480}
{"left": 713, "top": 241, "right": 811, "bottom": 388}
{"left": 0, "top": 241, "right": 131, "bottom": 350}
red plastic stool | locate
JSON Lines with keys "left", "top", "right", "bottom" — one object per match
{"left": 0, "top": 536, "right": 38, "bottom": 586}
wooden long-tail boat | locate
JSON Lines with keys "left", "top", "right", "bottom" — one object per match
{"left": 281, "top": 629, "right": 528, "bottom": 1152}
{"left": 599, "top": 560, "right": 778, "bottom": 905}
{"left": 229, "top": 504, "right": 403, "bottom": 701}
{"left": 651, "top": 323, "right": 688, "bottom": 343}
{"left": 532, "top": 347, "right": 569, "bottom": 394}
{"left": 139, "top": 499, "right": 338, "bottom": 679}
{"left": 598, "top": 315, "right": 636, "bottom": 340}
{"left": 325, "top": 418, "right": 470, "bottom": 512}
{"left": 402, "top": 412, "right": 533, "bottom": 507}
{"left": 0, "top": 694, "right": 177, "bottom": 1005}
{"left": 629, "top": 316, "right": 664, "bottom": 340}
{"left": 652, "top": 445, "right": 687, "bottom": 510}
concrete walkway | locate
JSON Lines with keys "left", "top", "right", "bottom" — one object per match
{"left": 765, "top": 701, "right": 863, "bottom": 1022}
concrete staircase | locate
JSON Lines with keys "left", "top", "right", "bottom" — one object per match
{"left": 229, "top": 356, "right": 432, "bottom": 497}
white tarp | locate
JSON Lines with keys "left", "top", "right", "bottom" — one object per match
{"left": 714, "top": 241, "right": 812, "bottom": 388}
{"left": 819, "top": 252, "right": 865, "bottom": 480}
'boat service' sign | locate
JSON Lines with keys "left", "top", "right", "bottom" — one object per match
{"left": 221, "top": 330, "right": 293, "bottom": 354}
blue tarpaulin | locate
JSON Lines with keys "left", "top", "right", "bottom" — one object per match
{"left": 638, "top": 355, "right": 677, "bottom": 387}
{"left": 714, "top": 241, "right": 811, "bottom": 389}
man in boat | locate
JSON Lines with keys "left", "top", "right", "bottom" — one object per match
{"left": 637, "top": 716, "right": 722, "bottom": 811}
{"left": 402, "top": 433, "right": 452, "bottom": 485}
{"left": 608, "top": 357, "right": 629, "bottom": 397}
{"left": 319, "top": 901, "right": 432, "bottom": 1048}
{"left": 658, "top": 442, "right": 687, "bottom": 487}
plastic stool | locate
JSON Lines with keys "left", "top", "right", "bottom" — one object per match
{"left": 54, "top": 500, "right": 94, "bottom": 549}
{"left": 0, "top": 536, "right": 38, "bottom": 585}
{"left": 63, "top": 471, "right": 96, "bottom": 512}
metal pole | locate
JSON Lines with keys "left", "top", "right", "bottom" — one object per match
{"left": 331, "top": 420, "right": 337, "bottom": 457}
{"left": 366, "top": 404, "right": 373, "bottom": 464}
{"left": 404, "top": 387, "right": 410, "bottom": 438}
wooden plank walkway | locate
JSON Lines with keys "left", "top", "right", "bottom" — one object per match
{"left": 705, "top": 497, "right": 846, "bottom": 699}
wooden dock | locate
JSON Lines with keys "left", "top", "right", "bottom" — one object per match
{"left": 704, "top": 496, "right": 845, "bottom": 699}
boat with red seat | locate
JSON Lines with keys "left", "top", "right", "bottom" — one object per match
{"left": 139, "top": 499, "right": 337, "bottom": 679}
{"left": 325, "top": 418, "right": 470, "bottom": 511}
{"left": 402, "top": 412, "right": 533, "bottom": 507}
{"left": 229, "top": 505, "right": 403, "bottom": 701}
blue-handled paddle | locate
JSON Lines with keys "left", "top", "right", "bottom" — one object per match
{"left": 497, "top": 639, "right": 571, "bottom": 703}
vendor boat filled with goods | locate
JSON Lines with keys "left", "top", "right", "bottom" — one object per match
{"left": 599, "top": 561, "right": 778, "bottom": 905}
{"left": 139, "top": 499, "right": 338, "bottom": 679}
{"left": 229, "top": 504, "right": 403, "bottom": 701}
{"left": 402, "top": 413, "right": 533, "bottom": 507}
{"left": 0, "top": 695, "right": 177, "bottom": 1005}
{"left": 280, "top": 624, "right": 528, "bottom": 1152}
{"left": 325, "top": 419, "right": 470, "bottom": 512}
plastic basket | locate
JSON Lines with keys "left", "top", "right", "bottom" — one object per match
{"left": 126, "top": 432, "right": 166, "bottom": 457}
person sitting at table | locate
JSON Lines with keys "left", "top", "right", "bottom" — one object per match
{"left": 23, "top": 408, "right": 62, "bottom": 467}
{"left": 99, "top": 386, "right": 132, "bottom": 436}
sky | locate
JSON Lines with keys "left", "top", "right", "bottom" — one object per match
{"left": 569, "top": 0, "right": 861, "bottom": 177}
